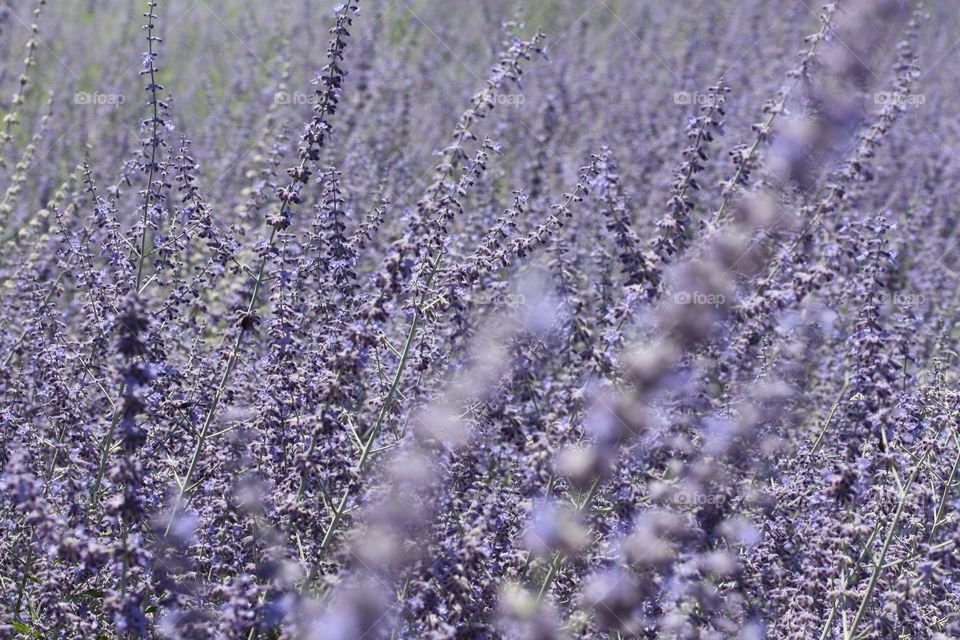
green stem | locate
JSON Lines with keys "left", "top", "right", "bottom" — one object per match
{"left": 818, "top": 521, "right": 881, "bottom": 640}
{"left": 164, "top": 225, "right": 279, "bottom": 536}
{"left": 87, "top": 405, "right": 122, "bottom": 518}
{"left": 811, "top": 376, "right": 849, "bottom": 454}
{"left": 711, "top": 5, "right": 835, "bottom": 226}
{"left": 535, "top": 476, "right": 601, "bottom": 602}
{"left": 845, "top": 462, "right": 923, "bottom": 639}
{"left": 301, "top": 252, "right": 443, "bottom": 591}
{"left": 13, "top": 544, "right": 34, "bottom": 617}
{"left": 2, "top": 270, "right": 66, "bottom": 368}
{"left": 135, "top": 4, "right": 160, "bottom": 293}
{"left": 537, "top": 552, "right": 563, "bottom": 601}
{"left": 929, "top": 439, "right": 960, "bottom": 543}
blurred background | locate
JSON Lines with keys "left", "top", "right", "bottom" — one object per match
{"left": 4, "top": 0, "right": 955, "bottom": 232}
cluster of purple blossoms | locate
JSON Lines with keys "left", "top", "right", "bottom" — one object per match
{"left": 0, "top": 0, "right": 958, "bottom": 638}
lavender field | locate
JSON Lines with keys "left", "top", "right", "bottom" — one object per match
{"left": 1, "top": 0, "right": 959, "bottom": 637}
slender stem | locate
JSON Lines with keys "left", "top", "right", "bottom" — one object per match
{"left": 2, "top": 270, "right": 65, "bottom": 368}
{"left": 161, "top": 0, "right": 357, "bottom": 539}
{"left": 537, "top": 552, "right": 563, "bottom": 601}
{"left": 164, "top": 228, "right": 278, "bottom": 535}
{"left": 675, "top": 90, "right": 722, "bottom": 232}
{"left": 87, "top": 405, "right": 123, "bottom": 518}
{"left": 818, "top": 521, "right": 881, "bottom": 640}
{"left": 811, "top": 376, "right": 849, "bottom": 454}
{"left": 929, "top": 434, "right": 960, "bottom": 543}
{"left": 845, "top": 461, "right": 923, "bottom": 639}
{"left": 711, "top": 5, "right": 836, "bottom": 226}
{"left": 536, "top": 475, "right": 602, "bottom": 602}
{"left": 135, "top": 3, "right": 161, "bottom": 292}
{"left": 13, "top": 544, "right": 34, "bottom": 617}
{"left": 0, "top": 0, "right": 45, "bottom": 171}
{"left": 300, "top": 253, "right": 443, "bottom": 591}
